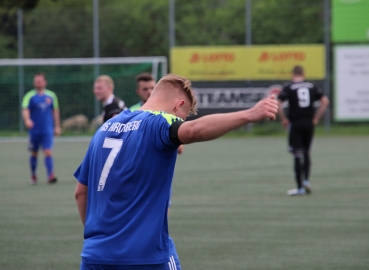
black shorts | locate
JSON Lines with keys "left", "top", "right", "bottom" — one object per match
{"left": 288, "top": 120, "right": 314, "bottom": 153}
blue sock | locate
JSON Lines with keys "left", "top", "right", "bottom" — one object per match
{"left": 44, "top": 156, "right": 54, "bottom": 179}
{"left": 30, "top": 156, "right": 37, "bottom": 177}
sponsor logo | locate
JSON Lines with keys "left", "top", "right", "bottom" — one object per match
{"left": 46, "top": 97, "right": 52, "bottom": 104}
{"left": 194, "top": 85, "right": 283, "bottom": 109}
{"left": 190, "top": 52, "right": 235, "bottom": 63}
{"left": 38, "top": 103, "right": 48, "bottom": 111}
{"left": 259, "top": 51, "right": 305, "bottom": 62}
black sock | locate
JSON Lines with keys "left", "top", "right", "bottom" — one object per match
{"left": 303, "top": 152, "right": 311, "bottom": 181}
{"left": 294, "top": 156, "right": 303, "bottom": 189}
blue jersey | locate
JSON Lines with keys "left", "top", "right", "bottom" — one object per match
{"left": 22, "top": 89, "right": 59, "bottom": 134}
{"left": 74, "top": 110, "right": 183, "bottom": 265}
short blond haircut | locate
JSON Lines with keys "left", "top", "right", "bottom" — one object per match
{"left": 156, "top": 74, "right": 197, "bottom": 116}
{"left": 95, "top": 75, "right": 114, "bottom": 89}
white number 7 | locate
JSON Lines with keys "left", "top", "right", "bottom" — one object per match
{"left": 97, "top": 138, "right": 123, "bottom": 191}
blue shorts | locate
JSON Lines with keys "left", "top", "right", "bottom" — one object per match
{"left": 28, "top": 133, "right": 53, "bottom": 152}
{"left": 168, "top": 237, "right": 181, "bottom": 270}
{"left": 80, "top": 262, "right": 168, "bottom": 270}
{"left": 81, "top": 257, "right": 180, "bottom": 270}
{"left": 80, "top": 238, "right": 181, "bottom": 270}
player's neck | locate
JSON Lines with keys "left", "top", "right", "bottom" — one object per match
{"left": 292, "top": 76, "right": 304, "bottom": 82}
{"left": 36, "top": 88, "right": 45, "bottom": 94}
{"left": 102, "top": 94, "right": 114, "bottom": 105}
{"left": 141, "top": 100, "right": 171, "bottom": 114}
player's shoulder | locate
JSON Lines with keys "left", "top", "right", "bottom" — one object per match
{"left": 144, "top": 111, "right": 183, "bottom": 126}
{"left": 281, "top": 81, "right": 294, "bottom": 92}
{"left": 112, "top": 96, "right": 126, "bottom": 109}
{"left": 112, "top": 96, "right": 122, "bottom": 103}
{"left": 23, "top": 89, "right": 37, "bottom": 98}
{"left": 129, "top": 102, "right": 141, "bottom": 112}
{"left": 45, "top": 89, "right": 58, "bottom": 98}
{"left": 290, "top": 81, "right": 316, "bottom": 89}
{"left": 22, "top": 90, "right": 37, "bottom": 107}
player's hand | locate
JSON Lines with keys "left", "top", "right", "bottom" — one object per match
{"left": 54, "top": 126, "right": 61, "bottom": 136}
{"left": 247, "top": 95, "right": 278, "bottom": 122}
{"left": 312, "top": 118, "right": 319, "bottom": 126}
{"left": 282, "top": 118, "right": 290, "bottom": 129}
{"left": 177, "top": 145, "right": 184, "bottom": 154}
{"left": 25, "top": 119, "right": 34, "bottom": 129}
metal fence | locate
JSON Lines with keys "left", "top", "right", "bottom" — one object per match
{"left": 4, "top": 1, "right": 329, "bottom": 59}
{"left": 0, "top": 0, "right": 335, "bottom": 133}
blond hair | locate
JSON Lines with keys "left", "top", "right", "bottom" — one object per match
{"left": 95, "top": 75, "right": 114, "bottom": 89}
{"left": 156, "top": 74, "right": 197, "bottom": 116}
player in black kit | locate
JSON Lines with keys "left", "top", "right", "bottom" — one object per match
{"left": 93, "top": 75, "right": 127, "bottom": 122}
{"left": 278, "top": 66, "right": 329, "bottom": 196}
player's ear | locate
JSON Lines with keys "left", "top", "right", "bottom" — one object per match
{"left": 174, "top": 100, "right": 185, "bottom": 113}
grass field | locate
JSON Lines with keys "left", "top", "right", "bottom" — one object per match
{"left": 0, "top": 136, "right": 368, "bottom": 270}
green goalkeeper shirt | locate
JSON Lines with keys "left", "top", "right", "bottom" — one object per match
{"left": 129, "top": 101, "right": 143, "bottom": 112}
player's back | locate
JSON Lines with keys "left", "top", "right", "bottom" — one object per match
{"left": 279, "top": 81, "right": 323, "bottom": 123}
{"left": 75, "top": 110, "right": 182, "bottom": 265}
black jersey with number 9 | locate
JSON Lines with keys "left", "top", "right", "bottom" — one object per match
{"left": 278, "top": 81, "right": 324, "bottom": 123}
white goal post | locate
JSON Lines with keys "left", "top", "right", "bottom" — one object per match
{"left": 0, "top": 56, "right": 167, "bottom": 133}
{"left": 0, "top": 56, "right": 167, "bottom": 81}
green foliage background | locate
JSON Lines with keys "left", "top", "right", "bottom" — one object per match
{"left": 0, "top": 0, "right": 326, "bottom": 131}
{"left": 0, "top": 0, "right": 324, "bottom": 59}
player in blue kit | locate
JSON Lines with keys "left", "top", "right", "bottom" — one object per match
{"left": 74, "top": 74, "right": 278, "bottom": 270}
{"left": 130, "top": 73, "right": 182, "bottom": 269}
{"left": 22, "top": 73, "right": 60, "bottom": 184}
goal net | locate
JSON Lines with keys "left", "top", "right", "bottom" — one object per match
{"left": 0, "top": 57, "right": 167, "bottom": 133}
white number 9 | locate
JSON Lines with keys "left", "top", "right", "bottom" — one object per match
{"left": 297, "top": 88, "right": 310, "bottom": 108}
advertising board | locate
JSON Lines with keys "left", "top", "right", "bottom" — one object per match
{"left": 171, "top": 45, "right": 325, "bottom": 81}
{"left": 334, "top": 46, "right": 369, "bottom": 121}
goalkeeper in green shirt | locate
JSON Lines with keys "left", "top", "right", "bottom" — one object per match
{"left": 130, "top": 73, "right": 156, "bottom": 112}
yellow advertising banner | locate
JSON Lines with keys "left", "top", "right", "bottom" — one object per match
{"left": 170, "top": 46, "right": 248, "bottom": 81}
{"left": 247, "top": 45, "right": 325, "bottom": 80}
{"left": 170, "top": 45, "right": 325, "bottom": 81}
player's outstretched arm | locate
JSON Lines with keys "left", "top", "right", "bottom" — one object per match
{"left": 75, "top": 182, "right": 88, "bottom": 226}
{"left": 178, "top": 95, "right": 278, "bottom": 144}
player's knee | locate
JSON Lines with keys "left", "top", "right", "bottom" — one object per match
{"left": 44, "top": 149, "right": 53, "bottom": 156}
{"left": 293, "top": 150, "right": 303, "bottom": 159}
{"left": 31, "top": 151, "right": 38, "bottom": 157}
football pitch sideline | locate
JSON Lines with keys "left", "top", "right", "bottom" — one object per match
{"left": 0, "top": 136, "right": 368, "bottom": 270}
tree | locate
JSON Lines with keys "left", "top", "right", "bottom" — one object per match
{"left": 252, "top": 0, "right": 324, "bottom": 44}
{"left": 0, "top": 0, "right": 325, "bottom": 59}
{"left": 0, "top": 0, "right": 40, "bottom": 9}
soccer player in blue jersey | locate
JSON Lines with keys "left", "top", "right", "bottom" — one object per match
{"left": 130, "top": 73, "right": 184, "bottom": 155}
{"left": 74, "top": 74, "right": 278, "bottom": 270}
{"left": 130, "top": 73, "right": 182, "bottom": 269}
{"left": 22, "top": 73, "right": 60, "bottom": 184}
